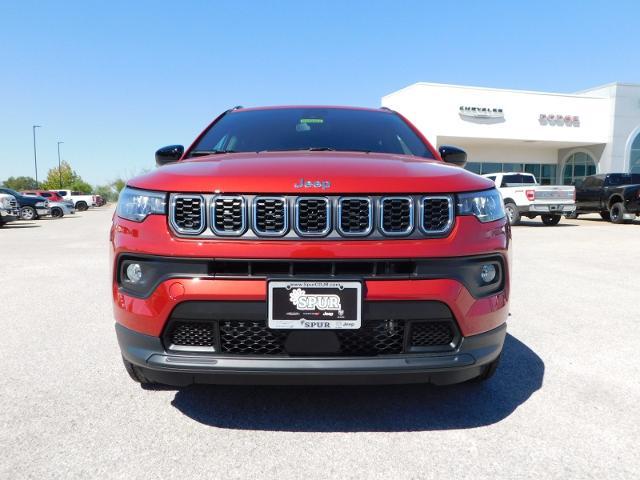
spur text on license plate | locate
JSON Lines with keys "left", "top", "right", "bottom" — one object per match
{"left": 267, "top": 280, "right": 362, "bottom": 329}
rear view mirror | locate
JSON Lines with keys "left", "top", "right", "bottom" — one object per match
{"left": 439, "top": 145, "right": 467, "bottom": 167}
{"left": 155, "top": 145, "right": 184, "bottom": 166}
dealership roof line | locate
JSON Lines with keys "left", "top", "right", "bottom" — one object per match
{"left": 381, "top": 82, "right": 639, "bottom": 101}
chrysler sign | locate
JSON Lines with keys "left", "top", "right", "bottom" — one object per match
{"left": 459, "top": 106, "right": 504, "bottom": 119}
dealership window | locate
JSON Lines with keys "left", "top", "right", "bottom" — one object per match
{"left": 630, "top": 133, "right": 640, "bottom": 174}
{"left": 465, "top": 162, "right": 557, "bottom": 184}
{"left": 562, "top": 152, "right": 596, "bottom": 185}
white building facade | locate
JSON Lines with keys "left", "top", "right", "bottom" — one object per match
{"left": 382, "top": 82, "right": 640, "bottom": 184}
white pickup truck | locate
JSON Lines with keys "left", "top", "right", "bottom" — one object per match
{"left": 54, "top": 190, "right": 96, "bottom": 211}
{"left": 484, "top": 172, "right": 576, "bottom": 226}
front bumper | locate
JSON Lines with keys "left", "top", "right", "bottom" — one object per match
{"left": 0, "top": 208, "right": 20, "bottom": 222}
{"left": 36, "top": 207, "right": 51, "bottom": 217}
{"left": 117, "top": 322, "right": 506, "bottom": 386}
{"left": 525, "top": 204, "right": 576, "bottom": 214}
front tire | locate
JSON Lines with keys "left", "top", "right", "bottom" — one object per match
{"left": 75, "top": 201, "right": 88, "bottom": 212}
{"left": 610, "top": 202, "right": 631, "bottom": 224}
{"left": 504, "top": 202, "right": 520, "bottom": 225}
{"left": 541, "top": 214, "right": 561, "bottom": 226}
{"left": 122, "top": 356, "right": 156, "bottom": 386}
{"left": 20, "top": 206, "right": 37, "bottom": 221}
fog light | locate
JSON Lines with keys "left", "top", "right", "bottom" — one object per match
{"left": 480, "top": 264, "right": 497, "bottom": 284}
{"left": 125, "top": 263, "right": 143, "bottom": 283}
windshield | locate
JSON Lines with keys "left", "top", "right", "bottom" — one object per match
{"left": 188, "top": 108, "right": 433, "bottom": 159}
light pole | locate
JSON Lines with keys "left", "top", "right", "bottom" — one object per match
{"left": 33, "top": 125, "right": 42, "bottom": 186}
{"left": 57, "top": 141, "right": 64, "bottom": 188}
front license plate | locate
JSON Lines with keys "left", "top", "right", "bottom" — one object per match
{"left": 268, "top": 280, "right": 362, "bottom": 329}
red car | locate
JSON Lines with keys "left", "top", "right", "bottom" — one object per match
{"left": 112, "top": 106, "right": 510, "bottom": 387}
{"left": 22, "top": 190, "right": 65, "bottom": 203}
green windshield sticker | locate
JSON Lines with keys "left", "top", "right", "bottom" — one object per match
{"left": 300, "top": 118, "right": 324, "bottom": 124}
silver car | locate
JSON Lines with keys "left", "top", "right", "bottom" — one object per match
{"left": 49, "top": 201, "right": 75, "bottom": 218}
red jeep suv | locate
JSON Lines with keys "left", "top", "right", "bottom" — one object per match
{"left": 112, "top": 106, "right": 510, "bottom": 386}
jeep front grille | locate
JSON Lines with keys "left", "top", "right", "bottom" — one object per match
{"left": 252, "top": 196, "right": 288, "bottom": 236}
{"left": 170, "top": 195, "right": 205, "bottom": 234}
{"left": 211, "top": 195, "right": 246, "bottom": 235}
{"left": 168, "top": 194, "right": 454, "bottom": 239}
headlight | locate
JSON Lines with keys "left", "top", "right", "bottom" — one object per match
{"left": 0, "top": 197, "right": 10, "bottom": 208}
{"left": 35, "top": 201, "right": 45, "bottom": 207}
{"left": 116, "top": 186, "right": 166, "bottom": 222}
{"left": 457, "top": 189, "right": 505, "bottom": 223}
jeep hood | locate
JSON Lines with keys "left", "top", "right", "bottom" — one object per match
{"left": 128, "top": 151, "right": 493, "bottom": 193}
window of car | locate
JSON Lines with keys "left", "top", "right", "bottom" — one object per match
{"left": 500, "top": 174, "right": 536, "bottom": 187}
{"left": 485, "top": 175, "right": 497, "bottom": 183}
{"left": 189, "top": 108, "right": 434, "bottom": 159}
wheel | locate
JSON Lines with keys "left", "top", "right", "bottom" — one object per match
{"left": 504, "top": 202, "right": 520, "bottom": 225}
{"left": 122, "top": 356, "right": 156, "bottom": 386}
{"left": 474, "top": 355, "right": 501, "bottom": 382}
{"left": 609, "top": 202, "right": 631, "bottom": 224}
{"left": 599, "top": 211, "right": 611, "bottom": 221}
{"left": 51, "top": 207, "right": 64, "bottom": 218}
{"left": 20, "top": 206, "right": 37, "bottom": 221}
{"left": 541, "top": 214, "right": 561, "bottom": 226}
{"left": 75, "top": 201, "right": 88, "bottom": 211}
{"left": 566, "top": 211, "right": 579, "bottom": 219}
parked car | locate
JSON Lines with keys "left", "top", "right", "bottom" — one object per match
{"left": 54, "top": 190, "right": 95, "bottom": 211}
{"left": 0, "top": 192, "right": 20, "bottom": 227}
{"left": 22, "top": 189, "right": 65, "bottom": 203}
{"left": 484, "top": 172, "right": 576, "bottom": 225}
{"left": 0, "top": 188, "right": 50, "bottom": 220}
{"left": 571, "top": 173, "right": 640, "bottom": 224}
{"left": 49, "top": 201, "right": 75, "bottom": 218}
{"left": 95, "top": 194, "right": 106, "bottom": 207}
{"left": 113, "top": 105, "right": 510, "bottom": 388}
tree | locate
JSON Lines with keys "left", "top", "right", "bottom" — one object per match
{"left": 41, "top": 161, "right": 93, "bottom": 193}
{"left": 1, "top": 176, "right": 38, "bottom": 190}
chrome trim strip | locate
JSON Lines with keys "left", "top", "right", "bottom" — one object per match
{"left": 251, "top": 196, "right": 289, "bottom": 237}
{"left": 379, "top": 196, "right": 414, "bottom": 236}
{"left": 169, "top": 194, "right": 206, "bottom": 235}
{"left": 419, "top": 195, "right": 455, "bottom": 235}
{"left": 210, "top": 195, "right": 247, "bottom": 236}
{"left": 336, "top": 197, "right": 373, "bottom": 236}
{"left": 294, "top": 196, "right": 331, "bottom": 237}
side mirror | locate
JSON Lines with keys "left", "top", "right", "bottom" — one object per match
{"left": 155, "top": 145, "right": 184, "bottom": 166}
{"left": 439, "top": 145, "right": 467, "bottom": 167}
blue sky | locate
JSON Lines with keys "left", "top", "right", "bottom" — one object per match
{"left": 1, "top": 0, "right": 638, "bottom": 186}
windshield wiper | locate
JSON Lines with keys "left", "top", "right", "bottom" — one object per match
{"left": 189, "top": 150, "right": 237, "bottom": 157}
{"left": 305, "top": 147, "right": 335, "bottom": 151}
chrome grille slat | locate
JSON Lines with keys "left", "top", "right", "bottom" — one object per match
{"left": 337, "top": 197, "right": 373, "bottom": 236}
{"left": 211, "top": 195, "right": 246, "bottom": 236}
{"left": 170, "top": 195, "right": 205, "bottom": 235}
{"left": 420, "top": 196, "right": 454, "bottom": 234}
{"left": 252, "top": 196, "right": 288, "bottom": 236}
{"left": 379, "top": 197, "right": 414, "bottom": 236}
{"left": 295, "top": 197, "right": 330, "bottom": 236}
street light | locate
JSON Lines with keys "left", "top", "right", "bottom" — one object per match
{"left": 57, "top": 141, "right": 64, "bottom": 188}
{"left": 32, "top": 125, "right": 42, "bottom": 186}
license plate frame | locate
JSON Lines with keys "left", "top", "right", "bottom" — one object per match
{"left": 267, "top": 280, "right": 362, "bottom": 330}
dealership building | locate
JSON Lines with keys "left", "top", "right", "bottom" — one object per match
{"left": 382, "top": 82, "right": 640, "bottom": 184}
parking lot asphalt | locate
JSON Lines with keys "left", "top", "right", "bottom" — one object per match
{"left": 1, "top": 208, "right": 639, "bottom": 479}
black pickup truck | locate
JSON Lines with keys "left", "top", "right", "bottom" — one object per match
{"left": 571, "top": 173, "right": 640, "bottom": 223}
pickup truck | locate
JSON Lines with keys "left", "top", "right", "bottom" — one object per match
{"left": 484, "top": 172, "right": 576, "bottom": 226}
{"left": 54, "top": 190, "right": 95, "bottom": 211}
{"left": 0, "top": 192, "right": 20, "bottom": 227}
{"left": 113, "top": 105, "right": 510, "bottom": 388}
{"left": 0, "top": 187, "right": 50, "bottom": 220}
{"left": 571, "top": 173, "right": 640, "bottom": 223}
